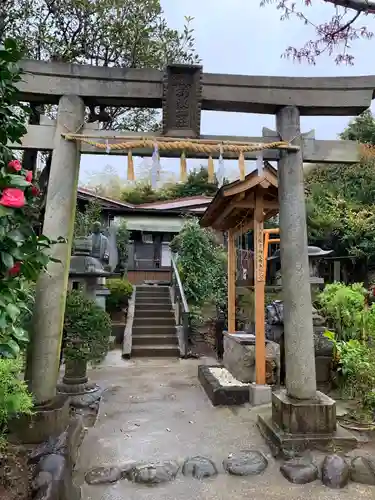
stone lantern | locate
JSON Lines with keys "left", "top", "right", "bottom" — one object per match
{"left": 270, "top": 245, "right": 332, "bottom": 288}
{"left": 68, "top": 236, "right": 113, "bottom": 307}
{"left": 57, "top": 236, "right": 114, "bottom": 402}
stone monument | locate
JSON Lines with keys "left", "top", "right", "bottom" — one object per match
{"left": 90, "top": 221, "right": 113, "bottom": 308}
{"left": 91, "top": 221, "right": 110, "bottom": 266}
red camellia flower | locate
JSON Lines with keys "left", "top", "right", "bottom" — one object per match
{"left": 31, "top": 185, "right": 40, "bottom": 197}
{"left": 8, "top": 159, "right": 22, "bottom": 172}
{"left": 8, "top": 261, "right": 22, "bottom": 276}
{"left": 0, "top": 188, "right": 26, "bottom": 208}
{"left": 25, "top": 170, "right": 33, "bottom": 182}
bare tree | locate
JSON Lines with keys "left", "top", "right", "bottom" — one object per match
{"left": 262, "top": 0, "right": 375, "bottom": 63}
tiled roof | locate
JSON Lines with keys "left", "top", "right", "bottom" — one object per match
{"left": 77, "top": 187, "right": 134, "bottom": 208}
{"left": 77, "top": 188, "right": 213, "bottom": 214}
{"left": 136, "top": 195, "right": 213, "bottom": 210}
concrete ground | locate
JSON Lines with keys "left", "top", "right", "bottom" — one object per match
{"left": 75, "top": 349, "right": 375, "bottom": 500}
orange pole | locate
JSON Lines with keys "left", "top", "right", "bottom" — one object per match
{"left": 227, "top": 229, "right": 236, "bottom": 333}
{"left": 254, "top": 191, "right": 266, "bottom": 385}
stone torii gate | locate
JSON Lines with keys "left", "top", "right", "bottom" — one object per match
{"left": 12, "top": 60, "right": 375, "bottom": 449}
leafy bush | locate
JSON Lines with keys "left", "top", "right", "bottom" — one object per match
{"left": 121, "top": 167, "right": 221, "bottom": 205}
{"left": 74, "top": 198, "right": 102, "bottom": 238}
{"left": 115, "top": 221, "right": 130, "bottom": 272}
{"left": 325, "top": 332, "right": 375, "bottom": 411}
{"left": 171, "top": 218, "right": 227, "bottom": 308}
{"left": 0, "top": 39, "right": 64, "bottom": 358}
{"left": 63, "top": 290, "right": 112, "bottom": 363}
{"left": 317, "top": 282, "right": 375, "bottom": 342}
{"left": 0, "top": 358, "right": 33, "bottom": 436}
{"left": 106, "top": 279, "right": 133, "bottom": 312}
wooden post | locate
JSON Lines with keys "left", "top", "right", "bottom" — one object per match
{"left": 227, "top": 228, "right": 236, "bottom": 333}
{"left": 254, "top": 189, "right": 266, "bottom": 385}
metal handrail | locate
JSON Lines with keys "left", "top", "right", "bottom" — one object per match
{"left": 171, "top": 253, "right": 189, "bottom": 313}
{"left": 171, "top": 253, "right": 191, "bottom": 358}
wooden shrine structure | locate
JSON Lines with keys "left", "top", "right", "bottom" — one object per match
{"left": 10, "top": 59, "right": 374, "bottom": 448}
{"left": 201, "top": 164, "right": 279, "bottom": 385}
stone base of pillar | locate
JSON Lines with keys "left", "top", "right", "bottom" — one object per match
{"left": 57, "top": 380, "right": 99, "bottom": 395}
{"left": 257, "top": 389, "right": 357, "bottom": 457}
{"left": 8, "top": 394, "right": 70, "bottom": 444}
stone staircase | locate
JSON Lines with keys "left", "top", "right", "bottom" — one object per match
{"left": 132, "top": 285, "right": 180, "bottom": 357}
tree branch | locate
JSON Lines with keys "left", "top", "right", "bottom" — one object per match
{"left": 324, "top": 0, "right": 375, "bottom": 13}
{"left": 328, "top": 10, "right": 361, "bottom": 37}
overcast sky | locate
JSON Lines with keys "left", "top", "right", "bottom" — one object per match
{"left": 80, "top": 1, "right": 375, "bottom": 185}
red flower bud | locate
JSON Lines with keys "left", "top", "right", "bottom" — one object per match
{"left": 8, "top": 159, "right": 22, "bottom": 172}
{"left": 25, "top": 170, "right": 33, "bottom": 182}
{"left": 0, "top": 188, "right": 26, "bottom": 208}
{"left": 31, "top": 185, "right": 40, "bottom": 197}
{"left": 8, "top": 261, "right": 22, "bottom": 276}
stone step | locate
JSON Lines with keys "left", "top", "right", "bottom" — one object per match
{"left": 134, "top": 309, "right": 174, "bottom": 318}
{"left": 136, "top": 296, "right": 170, "bottom": 303}
{"left": 136, "top": 287, "right": 170, "bottom": 295}
{"left": 133, "top": 317, "right": 175, "bottom": 327}
{"left": 136, "top": 298, "right": 171, "bottom": 306}
{"left": 137, "top": 286, "right": 170, "bottom": 290}
{"left": 131, "top": 345, "right": 180, "bottom": 357}
{"left": 135, "top": 301, "right": 172, "bottom": 310}
{"left": 132, "top": 325, "right": 176, "bottom": 336}
{"left": 132, "top": 334, "right": 178, "bottom": 346}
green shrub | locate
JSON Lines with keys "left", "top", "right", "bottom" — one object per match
{"left": 116, "top": 222, "right": 130, "bottom": 271}
{"left": 325, "top": 331, "right": 375, "bottom": 412}
{"left": 0, "top": 358, "right": 33, "bottom": 436}
{"left": 106, "top": 279, "right": 133, "bottom": 312}
{"left": 171, "top": 218, "right": 227, "bottom": 308}
{"left": 63, "top": 290, "right": 112, "bottom": 363}
{"left": 317, "top": 282, "right": 375, "bottom": 341}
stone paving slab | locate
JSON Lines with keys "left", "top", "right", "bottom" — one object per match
{"left": 75, "top": 352, "right": 375, "bottom": 500}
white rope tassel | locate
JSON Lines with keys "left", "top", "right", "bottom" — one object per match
{"left": 256, "top": 151, "right": 263, "bottom": 176}
{"left": 105, "top": 139, "right": 111, "bottom": 154}
{"left": 217, "top": 144, "right": 225, "bottom": 188}
{"left": 151, "top": 142, "right": 160, "bottom": 189}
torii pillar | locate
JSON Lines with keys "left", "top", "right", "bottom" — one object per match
{"left": 30, "top": 95, "right": 84, "bottom": 405}
{"left": 258, "top": 106, "right": 356, "bottom": 454}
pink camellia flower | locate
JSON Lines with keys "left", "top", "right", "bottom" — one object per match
{"left": 25, "top": 170, "right": 33, "bottom": 182}
{"left": 8, "top": 159, "right": 22, "bottom": 172}
{"left": 31, "top": 185, "right": 40, "bottom": 197}
{"left": 0, "top": 188, "right": 26, "bottom": 208}
{"left": 8, "top": 261, "right": 22, "bottom": 276}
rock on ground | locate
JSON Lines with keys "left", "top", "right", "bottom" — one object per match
{"left": 223, "top": 450, "right": 268, "bottom": 476}
{"left": 280, "top": 458, "right": 319, "bottom": 485}
{"left": 85, "top": 466, "right": 122, "bottom": 485}
{"left": 128, "top": 461, "right": 180, "bottom": 485}
{"left": 182, "top": 456, "right": 218, "bottom": 479}
{"left": 321, "top": 454, "right": 350, "bottom": 489}
{"left": 350, "top": 456, "right": 375, "bottom": 486}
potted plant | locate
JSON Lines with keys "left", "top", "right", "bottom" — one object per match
{"left": 59, "top": 290, "right": 112, "bottom": 393}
